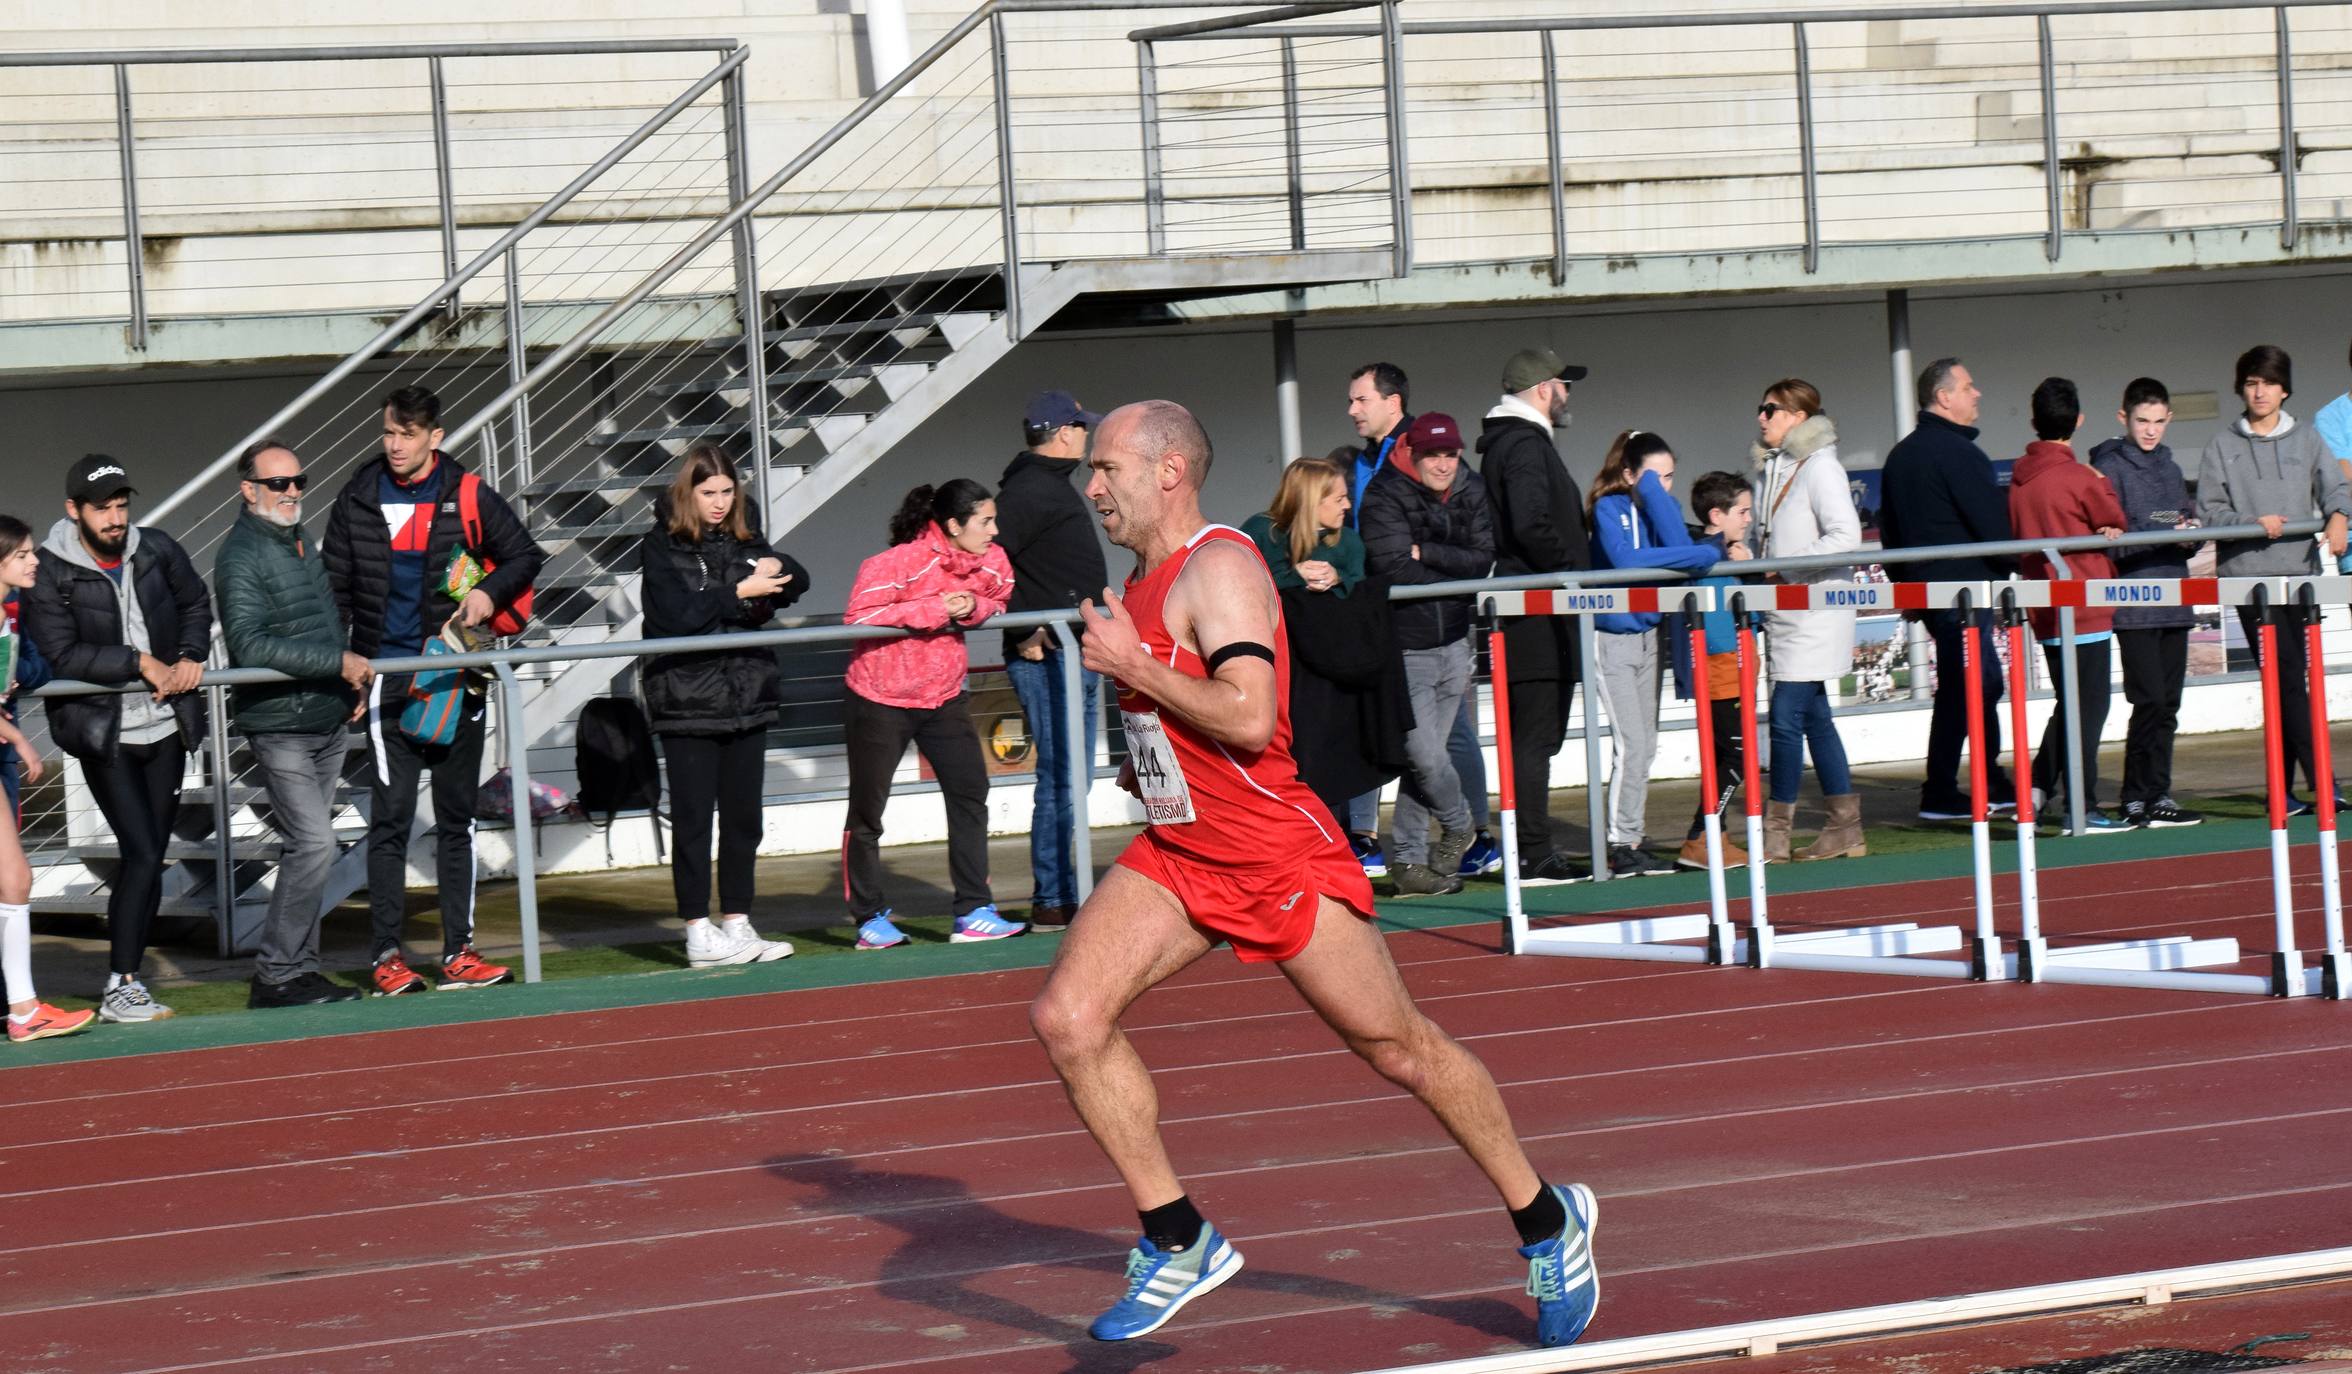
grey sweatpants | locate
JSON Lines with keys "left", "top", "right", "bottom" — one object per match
{"left": 1391, "top": 638, "right": 1475, "bottom": 865}
{"left": 1592, "top": 629, "right": 1661, "bottom": 847}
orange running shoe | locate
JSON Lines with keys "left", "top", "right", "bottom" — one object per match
{"left": 371, "top": 953, "right": 429, "bottom": 998}
{"left": 438, "top": 947, "right": 513, "bottom": 990}
{"left": 8, "top": 1002, "right": 97, "bottom": 1043}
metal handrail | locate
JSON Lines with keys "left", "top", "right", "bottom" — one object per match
{"left": 0, "top": 39, "right": 737, "bottom": 66}
{"left": 1133, "top": 0, "right": 2344, "bottom": 39}
{"left": 140, "top": 45, "right": 753, "bottom": 529}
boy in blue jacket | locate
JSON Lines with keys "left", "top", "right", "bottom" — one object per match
{"left": 1670, "top": 473, "right": 1757, "bottom": 869}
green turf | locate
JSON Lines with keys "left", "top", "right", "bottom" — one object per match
{"left": 4, "top": 796, "right": 2324, "bottom": 1069}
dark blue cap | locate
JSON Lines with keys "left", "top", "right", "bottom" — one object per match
{"left": 1024, "top": 389, "right": 1102, "bottom": 430}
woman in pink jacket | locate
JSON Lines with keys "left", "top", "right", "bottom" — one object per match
{"left": 842, "top": 480, "right": 1023, "bottom": 949}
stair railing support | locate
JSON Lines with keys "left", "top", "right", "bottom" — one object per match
{"left": 2040, "top": 14, "right": 2062, "bottom": 261}
{"left": 991, "top": 12, "right": 1024, "bottom": 341}
{"left": 206, "top": 681, "right": 235, "bottom": 958}
{"left": 1282, "top": 36, "right": 1306, "bottom": 250}
{"left": 1379, "top": 0, "right": 1411, "bottom": 278}
{"left": 502, "top": 246, "right": 535, "bottom": 500}
{"left": 1541, "top": 29, "right": 1567, "bottom": 286}
{"left": 2278, "top": 5, "right": 2299, "bottom": 250}
{"left": 1054, "top": 619, "right": 1094, "bottom": 905}
{"left": 113, "top": 64, "right": 148, "bottom": 350}
{"left": 1139, "top": 39, "right": 1166, "bottom": 255}
{"left": 1793, "top": 23, "right": 1819, "bottom": 274}
{"left": 491, "top": 660, "right": 544, "bottom": 984}
{"left": 429, "top": 57, "right": 461, "bottom": 319}
{"left": 723, "top": 64, "right": 774, "bottom": 522}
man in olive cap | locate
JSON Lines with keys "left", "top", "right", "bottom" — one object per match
{"left": 1475, "top": 348, "right": 1591, "bottom": 883}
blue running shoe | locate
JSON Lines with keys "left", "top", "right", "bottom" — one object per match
{"left": 855, "top": 911, "right": 908, "bottom": 950}
{"left": 1350, "top": 831, "right": 1388, "bottom": 880}
{"left": 950, "top": 905, "right": 1027, "bottom": 943}
{"left": 1458, "top": 831, "right": 1504, "bottom": 877}
{"left": 1520, "top": 1183, "right": 1600, "bottom": 1348}
{"left": 1089, "top": 1224, "right": 1244, "bottom": 1341}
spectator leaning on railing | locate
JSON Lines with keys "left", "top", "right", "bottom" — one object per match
{"left": 2008, "top": 378, "right": 2129, "bottom": 836}
{"left": 1360, "top": 412, "right": 1495, "bottom": 898}
{"left": 1669, "top": 471, "right": 1757, "bottom": 872}
{"left": 840, "top": 480, "right": 1022, "bottom": 951}
{"left": 0, "top": 513, "right": 93, "bottom": 1045}
{"left": 1477, "top": 346, "right": 1591, "bottom": 885}
{"left": 323, "top": 384, "right": 542, "bottom": 997}
{"left": 638, "top": 442, "right": 806, "bottom": 971}
{"left": 2089, "top": 377, "right": 2204, "bottom": 829}
{"left": 2198, "top": 344, "right": 2352, "bottom": 815}
{"left": 215, "top": 439, "right": 369, "bottom": 1009}
{"left": 22, "top": 454, "right": 212, "bottom": 1026}
{"left": 0, "top": 539, "right": 51, "bottom": 822}
{"left": 996, "top": 390, "right": 1110, "bottom": 935}
{"left": 1880, "top": 357, "right": 2016, "bottom": 823}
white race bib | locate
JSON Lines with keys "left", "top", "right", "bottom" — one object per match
{"left": 1121, "top": 708, "right": 1195, "bottom": 825}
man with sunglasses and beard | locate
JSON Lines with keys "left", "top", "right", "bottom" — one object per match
{"left": 21, "top": 454, "right": 213, "bottom": 1024}
{"left": 216, "top": 440, "right": 371, "bottom": 1008}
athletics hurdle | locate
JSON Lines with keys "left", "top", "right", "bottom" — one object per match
{"left": 1487, "top": 587, "right": 1733, "bottom": 965}
{"left": 1995, "top": 576, "right": 2348, "bottom": 997}
{"left": 2296, "top": 581, "right": 2351, "bottom": 999}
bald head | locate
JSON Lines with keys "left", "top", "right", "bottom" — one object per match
{"left": 1104, "top": 399, "right": 1213, "bottom": 489}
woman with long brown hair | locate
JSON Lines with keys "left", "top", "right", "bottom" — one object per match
{"left": 1243, "top": 456, "right": 1364, "bottom": 596}
{"left": 638, "top": 443, "right": 809, "bottom": 969}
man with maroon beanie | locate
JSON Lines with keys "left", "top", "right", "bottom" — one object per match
{"left": 2008, "top": 377, "right": 2129, "bottom": 834}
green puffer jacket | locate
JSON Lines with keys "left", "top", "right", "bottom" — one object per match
{"left": 214, "top": 507, "right": 353, "bottom": 735}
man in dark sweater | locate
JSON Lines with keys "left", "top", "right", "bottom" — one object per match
{"left": 998, "top": 390, "right": 1110, "bottom": 931}
{"left": 323, "top": 385, "right": 542, "bottom": 996}
{"left": 1476, "top": 347, "right": 1590, "bottom": 883}
{"left": 2089, "top": 377, "right": 2202, "bottom": 828}
{"left": 1880, "top": 356, "right": 2015, "bottom": 820}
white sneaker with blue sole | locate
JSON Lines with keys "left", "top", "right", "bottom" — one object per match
{"left": 1089, "top": 1224, "right": 1244, "bottom": 1341}
{"left": 950, "top": 904, "right": 1027, "bottom": 942}
{"left": 1520, "top": 1182, "right": 1600, "bottom": 1348}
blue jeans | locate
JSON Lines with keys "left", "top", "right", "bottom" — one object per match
{"left": 1006, "top": 651, "right": 1100, "bottom": 909}
{"left": 1768, "top": 680, "right": 1853, "bottom": 803}
{"left": 1448, "top": 690, "right": 1490, "bottom": 830}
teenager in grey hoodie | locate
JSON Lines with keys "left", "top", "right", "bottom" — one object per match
{"left": 2197, "top": 345, "right": 2351, "bottom": 810}
{"left": 2090, "top": 378, "right": 2201, "bottom": 827}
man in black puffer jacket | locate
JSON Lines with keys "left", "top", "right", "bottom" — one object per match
{"left": 216, "top": 439, "right": 370, "bottom": 1009}
{"left": 23, "top": 454, "right": 212, "bottom": 1023}
{"left": 1361, "top": 412, "right": 1496, "bottom": 895}
{"left": 322, "top": 385, "right": 543, "bottom": 996}
{"left": 1476, "top": 348, "right": 1590, "bottom": 882}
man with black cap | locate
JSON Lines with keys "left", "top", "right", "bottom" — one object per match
{"left": 21, "top": 455, "right": 213, "bottom": 1024}
{"left": 997, "top": 389, "right": 1111, "bottom": 931}
{"left": 1476, "top": 347, "right": 1590, "bottom": 883}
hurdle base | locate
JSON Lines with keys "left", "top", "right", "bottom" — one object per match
{"left": 1745, "top": 924, "right": 1774, "bottom": 969}
{"left": 1727, "top": 924, "right": 1967, "bottom": 978}
{"left": 1968, "top": 935, "right": 2003, "bottom": 982}
{"left": 2270, "top": 950, "right": 2309, "bottom": 999}
{"left": 2040, "top": 936, "right": 2242, "bottom": 973}
{"left": 2322, "top": 951, "right": 2350, "bottom": 1001}
{"left": 1520, "top": 913, "right": 1719, "bottom": 965}
{"left": 2016, "top": 936, "right": 2049, "bottom": 984}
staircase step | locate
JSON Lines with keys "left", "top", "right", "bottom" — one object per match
{"left": 73, "top": 832, "right": 363, "bottom": 863}
{"left": 765, "top": 267, "right": 1003, "bottom": 329}
{"left": 36, "top": 894, "right": 217, "bottom": 919}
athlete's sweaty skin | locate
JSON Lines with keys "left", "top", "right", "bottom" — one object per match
{"left": 1029, "top": 399, "right": 1546, "bottom": 1225}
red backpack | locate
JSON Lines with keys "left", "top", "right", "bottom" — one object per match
{"left": 456, "top": 472, "right": 533, "bottom": 636}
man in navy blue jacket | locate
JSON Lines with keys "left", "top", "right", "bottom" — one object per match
{"left": 1880, "top": 357, "right": 2016, "bottom": 820}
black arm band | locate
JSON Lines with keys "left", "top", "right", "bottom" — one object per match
{"left": 1206, "top": 641, "right": 1276, "bottom": 673}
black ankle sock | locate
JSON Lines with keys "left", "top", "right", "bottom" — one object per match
{"left": 1509, "top": 1181, "right": 1567, "bottom": 1247}
{"left": 1140, "top": 1195, "right": 1205, "bottom": 1253}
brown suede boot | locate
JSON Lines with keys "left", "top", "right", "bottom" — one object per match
{"left": 1800, "top": 793, "right": 1867, "bottom": 860}
{"left": 1763, "top": 800, "right": 1795, "bottom": 865}
{"left": 1676, "top": 832, "right": 1749, "bottom": 870}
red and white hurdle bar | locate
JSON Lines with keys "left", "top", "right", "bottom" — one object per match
{"left": 1484, "top": 578, "right": 2350, "bottom": 998}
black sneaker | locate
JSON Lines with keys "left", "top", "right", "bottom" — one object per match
{"left": 1607, "top": 845, "right": 1673, "bottom": 878}
{"left": 1917, "top": 794, "right": 1973, "bottom": 822}
{"left": 1518, "top": 851, "right": 1587, "bottom": 886}
{"left": 2144, "top": 798, "right": 2203, "bottom": 828}
{"left": 2286, "top": 791, "right": 2345, "bottom": 818}
{"left": 1391, "top": 863, "right": 1465, "bottom": 897}
{"left": 249, "top": 972, "right": 362, "bottom": 1009}
{"left": 2121, "top": 800, "right": 2150, "bottom": 828}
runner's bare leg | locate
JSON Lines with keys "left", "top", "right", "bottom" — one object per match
{"left": 1278, "top": 897, "right": 1543, "bottom": 1207}
{"left": 1031, "top": 863, "right": 1218, "bottom": 1209}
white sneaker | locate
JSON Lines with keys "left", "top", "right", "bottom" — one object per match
{"left": 720, "top": 915, "right": 794, "bottom": 963}
{"left": 98, "top": 974, "right": 174, "bottom": 1023}
{"left": 685, "top": 920, "right": 765, "bottom": 969}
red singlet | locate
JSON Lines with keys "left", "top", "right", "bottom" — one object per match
{"left": 1109, "top": 524, "right": 1374, "bottom": 961}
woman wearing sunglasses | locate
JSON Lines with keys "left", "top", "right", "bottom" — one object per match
{"left": 1751, "top": 380, "right": 1865, "bottom": 863}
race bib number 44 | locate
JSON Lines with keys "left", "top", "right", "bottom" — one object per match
{"left": 1122, "top": 708, "right": 1195, "bottom": 825}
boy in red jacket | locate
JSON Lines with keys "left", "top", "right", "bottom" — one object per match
{"left": 2008, "top": 377, "right": 2129, "bottom": 834}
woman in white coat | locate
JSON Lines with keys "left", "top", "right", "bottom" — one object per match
{"left": 1752, "top": 380, "right": 1866, "bottom": 862}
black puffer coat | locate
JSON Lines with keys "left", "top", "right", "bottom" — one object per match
{"left": 637, "top": 522, "right": 810, "bottom": 736}
{"left": 322, "top": 452, "right": 543, "bottom": 658}
{"left": 22, "top": 524, "right": 212, "bottom": 758}
{"left": 1357, "top": 461, "right": 1496, "bottom": 649}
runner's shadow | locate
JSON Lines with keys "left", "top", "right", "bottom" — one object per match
{"left": 765, "top": 1153, "right": 1529, "bottom": 1371}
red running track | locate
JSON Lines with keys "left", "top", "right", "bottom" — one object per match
{"left": 2, "top": 849, "right": 2349, "bottom": 1374}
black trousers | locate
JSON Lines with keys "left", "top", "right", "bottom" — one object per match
{"left": 365, "top": 673, "right": 486, "bottom": 961}
{"left": 663, "top": 728, "right": 766, "bottom": 921}
{"left": 2117, "top": 627, "right": 2187, "bottom": 807}
{"left": 1504, "top": 675, "right": 1575, "bottom": 858}
{"left": 1685, "top": 697, "right": 1744, "bottom": 841}
{"left": 79, "top": 737, "right": 185, "bottom": 977}
{"left": 842, "top": 690, "right": 992, "bottom": 919}
{"left": 1923, "top": 608, "right": 2008, "bottom": 805}
{"left": 2032, "top": 638, "right": 2113, "bottom": 809}
{"left": 2240, "top": 605, "right": 2331, "bottom": 796}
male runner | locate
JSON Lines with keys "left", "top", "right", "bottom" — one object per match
{"left": 1030, "top": 400, "right": 1599, "bottom": 1348}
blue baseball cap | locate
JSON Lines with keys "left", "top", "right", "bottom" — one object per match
{"left": 1024, "top": 389, "right": 1102, "bottom": 430}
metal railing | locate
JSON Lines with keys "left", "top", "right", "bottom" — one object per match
{"left": 25, "top": 515, "right": 2335, "bottom": 976}
{"left": 0, "top": 40, "right": 743, "bottom": 348}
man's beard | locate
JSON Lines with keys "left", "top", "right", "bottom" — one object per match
{"left": 259, "top": 500, "right": 303, "bottom": 528}
{"left": 77, "top": 520, "right": 127, "bottom": 559}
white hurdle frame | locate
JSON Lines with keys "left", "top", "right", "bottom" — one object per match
{"left": 1996, "top": 576, "right": 2348, "bottom": 998}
